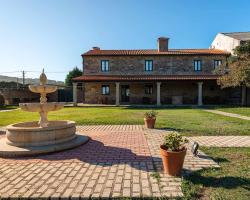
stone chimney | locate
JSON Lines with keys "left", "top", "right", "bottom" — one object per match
{"left": 92, "top": 47, "right": 100, "bottom": 50}
{"left": 157, "top": 37, "right": 169, "bottom": 52}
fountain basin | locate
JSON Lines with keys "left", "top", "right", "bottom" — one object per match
{"left": 29, "top": 85, "right": 57, "bottom": 94}
{"left": 19, "top": 102, "right": 64, "bottom": 112}
{"left": 6, "top": 121, "right": 76, "bottom": 147}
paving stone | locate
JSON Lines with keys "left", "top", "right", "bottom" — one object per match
{"left": 0, "top": 125, "right": 221, "bottom": 198}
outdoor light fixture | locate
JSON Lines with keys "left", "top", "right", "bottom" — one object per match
{"left": 191, "top": 142, "right": 199, "bottom": 156}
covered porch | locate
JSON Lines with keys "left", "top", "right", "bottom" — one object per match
{"left": 73, "top": 75, "right": 227, "bottom": 106}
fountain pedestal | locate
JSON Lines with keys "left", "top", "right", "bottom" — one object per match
{"left": 0, "top": 70, "right": 89, "bottom": 157}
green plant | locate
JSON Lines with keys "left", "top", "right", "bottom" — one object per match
{"left": 163, "top": 132, "right": 188, "bottom": 151}
{"left": 144, "top": 110, "right": 158, "bottom": 118}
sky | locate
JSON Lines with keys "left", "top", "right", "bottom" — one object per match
{"left": 0, "top": 0, "right": 249, "bottom": 81}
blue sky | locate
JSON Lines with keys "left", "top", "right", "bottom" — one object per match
{"left": 0, "top": 0, "right": 249, "bottom": 81}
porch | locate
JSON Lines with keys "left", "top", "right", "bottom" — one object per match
{"left": 73, "top": 75, "right": 230, "bottom": 106}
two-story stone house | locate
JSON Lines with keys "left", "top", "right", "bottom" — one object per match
{"left": 73, "top": 37, "right": 241, "bottom": 106}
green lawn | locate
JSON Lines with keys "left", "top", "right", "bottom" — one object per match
{"left": 182, "top": 147, "right": 250, "bottom": 200}
{"left": 216, "top": 107, "right": 250, "bottom": 117}
{"left": 0, "top": 107, "right": 249, "bottom": 136}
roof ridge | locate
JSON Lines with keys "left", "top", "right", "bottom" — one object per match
{"left": 221, "top": 31, "right": 250, "bottom": 34}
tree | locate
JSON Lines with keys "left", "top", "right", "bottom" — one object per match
{"left": 217, "top": 41, "right": 250, "bottom": 88}
{"left": 65, "top": 67, "right": 82, "bottom": 86}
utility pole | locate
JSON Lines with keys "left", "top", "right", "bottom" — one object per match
{"left": 16, "top": 77, "right": 19, "bottom": 89}
{"left": 22, "top": 70, "right": 25, "bottom": 86}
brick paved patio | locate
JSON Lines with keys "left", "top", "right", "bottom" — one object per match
{"left": 189, "top": 136, "right": 250, "bottom": 147}
{"left": 0, "top": 125, "right": 219, "bottom": 199}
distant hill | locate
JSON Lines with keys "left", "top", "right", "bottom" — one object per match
{"left": 0, "top": 75, "right": 64, "bottom": 86}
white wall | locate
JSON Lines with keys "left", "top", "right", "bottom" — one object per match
{"left": 210, "top": 33, "right": 240, "bottom": 54}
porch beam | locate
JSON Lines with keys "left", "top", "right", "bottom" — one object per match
{"left": 157, "top": 82, "right": 161, "bottom": 106}
{"left": 197, "top": 82, "right": 203, "bottom": 106}
{"left": 115, "top": 82, "right": 120, "bottom": 106}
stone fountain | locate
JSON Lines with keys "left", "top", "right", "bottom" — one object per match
{"left": 0, "top": 70, "right": 89, "bottom": 157}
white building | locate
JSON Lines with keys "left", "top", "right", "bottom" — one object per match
{"left": 210, "top": 32, "right": 250, "bottom": 54}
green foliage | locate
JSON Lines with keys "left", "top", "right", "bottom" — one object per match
{"left": 65, "top": 67, "right": 82, "bottom": 86}
{"left": 144, "top": 110, "right": 158, "bottom": 118}
{"left": 217, "top": 41, "right": 250, "bottom": 88}
{"left": 162, "top": 132, "right": 188, "bottom": 151}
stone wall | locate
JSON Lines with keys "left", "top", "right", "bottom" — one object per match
{"left": 0, "top": 88, "right": 58, "bottom": 105}
{"left": 83, "top": 81, "right": 238, "bottom": 105}
{"left": 83, "top": 55, "right": 227, "bottom": 75}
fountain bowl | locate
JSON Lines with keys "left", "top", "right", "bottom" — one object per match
{"left": 6, "top": 121, "right": 77, "bottom": 147}
{"left": 29, "top": 85, "right": 57, "bottom": 94}
{"left": 0, "top": 120, "right": 89, "bottom": 157}
{"left": 19, "top": 102, "right": 64, "bottom": 112}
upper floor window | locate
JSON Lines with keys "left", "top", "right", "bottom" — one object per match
{"left": 101, "top": 60, "right": 109, "bottom": 72}
{"left": 145, "top": 85, "right": 153, "bottom": 94}
{"left": 145, "top": 60, "right": 153, "bottom": 71}
{"left": 102, "top": 85, "right": 110, "bottom": 95}
{"left": 214, "top": 60, "right": 222, "bottom": 69}
{"left": 194, "top": 60, "right": 202, "bottom": 71}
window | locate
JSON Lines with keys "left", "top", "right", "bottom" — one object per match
{"left": 101, "top": 60, "right": 109, "bottom": 72}
{"left": 145, "top": 60, "right": 153, "bottom": 71}
{"left": 102, "top": 85, "right": 110, "bottom": 95}
{"left": 194, "top": 60, "right": 202, "bottom": 71}
{"left": 145, "top": 85, "right": 153, "bottom": 94}
{"left": 214, "top": 60, "right": 222, "bottom": 68}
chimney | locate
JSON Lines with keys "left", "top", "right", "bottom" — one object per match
{"left": 92, "top": 46, "right": 100, "bottom": 50}
{"left": 157, "top": 37, "right": 169, "bottom": 52}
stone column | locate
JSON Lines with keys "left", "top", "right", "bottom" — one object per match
{"left": 115, "top": 82, "right": 120, "bottom": 106}
{"left": 197, "top": 82, "right": 203, "bottom": 106}
{"left": 157, "top": 82, "right": 161, "bottom": 106}
{"left": 241, "top": 85, "right": 247, "bottom": 106}
{"left": 73, "top": 82, "right": 77, "bottom": 106}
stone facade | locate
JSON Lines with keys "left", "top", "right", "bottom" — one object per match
{"left": 83, "top": 55, "right": 227, "bottom": 75}
{"left": 80, "top": 53, "right": 239, "bottom": 105}
{"left": 84, "top": 81, "right": 238, "bottom": 105}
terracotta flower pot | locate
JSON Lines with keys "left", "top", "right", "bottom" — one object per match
{"left": 160, "top": 145, "right": 187, "bottom": 176}
{"left": 144, "top": 117, "right": 156, "bottom": 129}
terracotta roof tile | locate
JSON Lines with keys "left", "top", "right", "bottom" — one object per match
{"left": 73, "top": 75, "right": 220, "bottom": 82}
{"left": 83, "top": 49, "right": 230, "bottom": 56}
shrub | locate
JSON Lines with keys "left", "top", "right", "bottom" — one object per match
{"left": 144, "top": 110, "right": 158, "bottom": 118}
{"left": 163, "top": 132, "right": 188, "bottom": 151}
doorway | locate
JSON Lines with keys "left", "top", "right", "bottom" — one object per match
{"left": 121, "top": 85, "right": 130, "bottom": 103}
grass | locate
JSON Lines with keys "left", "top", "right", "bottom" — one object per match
{"left": 216, "top": 107, "right": 250, "bottom": 117}
{"left": 182, "top": 147, "right": 250, "bottom": 200}
{"left": 0, "top": 107, "right": 249, "bottom": 136}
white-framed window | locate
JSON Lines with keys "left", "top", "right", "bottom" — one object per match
{"left": 194, "top": 60, "right": 202, "bottom": 71}
{"left": 214, "top": 60, "right": 222, "bottom": 68}
{"left": 102, "top": 85, "right": 110, "bottom": 95}
{"left": 145, "top": 60, "right": 153, "bottom": 71}
{"left": 101, "top": 60, "right": 109, "bottom": 72}
{"left": 145, "top": 85, "right": 153, "bottom": 94}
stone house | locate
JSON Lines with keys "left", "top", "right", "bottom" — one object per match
{"left": 73, "top": 37, "right": 247, "bottom": 106}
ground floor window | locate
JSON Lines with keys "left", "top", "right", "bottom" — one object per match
{"left": 102, "top": 85, "right": 110, "bottom": 95}
{"left": 145, "top": 85, "right": 153, "bottom": 94}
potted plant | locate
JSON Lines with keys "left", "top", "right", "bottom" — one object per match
{"left": 160, "top": 132, "right": 188, "bottom": 176}
{"left": 144, "top": 110, "right": 158, "bottom": 128}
